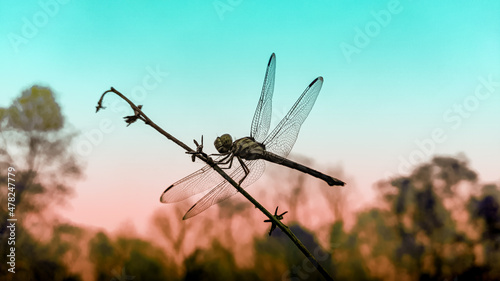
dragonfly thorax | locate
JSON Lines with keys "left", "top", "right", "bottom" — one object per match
{"left": 214, "top": 134, "right": 233, "bottom": 153}
{"left": 232, "top": 137, "right": 265, "bottom": 160}
{"left": 215, "top": 134, "right": 266, "bottom": 160}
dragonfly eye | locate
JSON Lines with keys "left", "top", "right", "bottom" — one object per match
{"left": 214, "top": 134, "right": 233, "bottom": 153}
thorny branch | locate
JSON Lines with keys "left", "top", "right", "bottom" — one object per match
{"left": 96, "top": 87, "right": 335, "bottom": 281}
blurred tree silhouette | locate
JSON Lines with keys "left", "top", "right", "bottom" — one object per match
{"left": 183, "top": 240, "right": 266, "bottom": 281}
{"left": 0, "top": 85, "right": 84, "bottom": 280}
{"left": 330, "top": 218, "right": 379, "bottom": 280}
{"left": 2, "top": 86, "right": 499, "bottom": 281}
{"left": 253, "top": 224, "right": 334, "bottom": 281}
{"left": 0, "top": 85, "right": 82, "bottom": 214}
{"left": 88, "top": 231, "right": 174, "bottom": 281}
{"left": 4, "top": 86, "right": 63, "bottom": 131}
{"left": 467, "top": 184, "right": 500, "bottom": 279}
{"left": 329, "top": 156, "right": 500, "bottom": 281}
{"left": 144, "top": 155, "right": 499, "bottom": 280}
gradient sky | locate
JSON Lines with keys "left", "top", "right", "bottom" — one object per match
{"left": 1, "top": 1, "right": 499, "bottom": 232}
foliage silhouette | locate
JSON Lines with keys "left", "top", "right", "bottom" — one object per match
{"left": 2, "top": 85, "right": 499, "bottom": 280}
{"left": 88, "top": 231, "right": 173, "bottom": 281}
{"left": 329, "top": 156, "right": 499, "bottom": 280}
{"left": 0, "top": 85, "right": 83, "bottom": 280}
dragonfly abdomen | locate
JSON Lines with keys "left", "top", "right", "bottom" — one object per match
{"left": 261, "top": 151, "right": 345, "bottom": 187}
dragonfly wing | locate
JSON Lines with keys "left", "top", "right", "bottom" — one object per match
{"left": 160, "top": 156, "right": 228, "bottom": 203}
{"left": 183, "top": 159, "right": 265, "bottom": 219}
{"left": 263, "top": 77, "right": 323, "bottom": 158}
{"left": 250, "top": 53, "right": 276, "bottom": 143}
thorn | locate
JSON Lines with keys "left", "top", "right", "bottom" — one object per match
{"left": 95, "top": 104, "right": 106, "bottom": 113}
{"left": 123, "top": 105, "right": 143, "bottom": 126}
{"left": 187, "top": 135, "right": 206, "bottom": 161}
{"left": 264, "top": 206, "right": 288, "bottom": 236}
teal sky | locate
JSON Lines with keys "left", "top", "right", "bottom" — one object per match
{"left": 1, "top": 1, "right": 499, "bottom": 231}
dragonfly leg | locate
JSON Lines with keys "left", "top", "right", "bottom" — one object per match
{"left": 217, "top": 153, "right": 232, "bottom": 164}
{"left": 210, "top": 152, "right": 230, "bottom": 161}
{"left": 214, "top": 153, "right": 234, "bottom": 169}
{"left": 237, "top": 156, "right": 250, "bottom": 185}
{"left": 221, "top": 155, "right": 235, "bottom": 170}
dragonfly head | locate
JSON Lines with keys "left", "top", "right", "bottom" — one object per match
{"left": 214, "top": 134, "right": 233, "bottom": 153}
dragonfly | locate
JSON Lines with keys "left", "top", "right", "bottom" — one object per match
{"left": 161, "top": 53, "right": 345, "bottom": 219}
